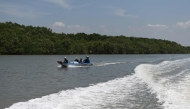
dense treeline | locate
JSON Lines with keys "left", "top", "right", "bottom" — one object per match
{"left": 0, "top": 21, "right": 189, "bottom": 55}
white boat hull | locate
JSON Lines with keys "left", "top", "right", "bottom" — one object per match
{"left": 57, "top": 61, "right": 93, "bottom": 67}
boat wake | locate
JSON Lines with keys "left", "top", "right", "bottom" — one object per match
{"left": 6, "top": 57, "right": 190, "bottom": 109}
{"left": 95, "top": 61, "right": 126, "bottom": 66}
{"left": 134, "top": 58, "right": 190, "bottom": 109}
{"left": 6, "top": 75, "right": 146, "bottom": 109}
{"left": 57, "top": 65, "right": 62, "bottom": 68}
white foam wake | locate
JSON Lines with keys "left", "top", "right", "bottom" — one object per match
{"left": 6, "top": 75, "right": 139, "bottom": 109}
{"left": 134, "top": 58, "right": 190, "bottom": 109}
{"left": 95, "top": 61, "right": 126, "bottom": 66}
{"left": 57, "top": 65, "right": 62, "bottom": 68}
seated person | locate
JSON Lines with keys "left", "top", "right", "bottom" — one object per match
{"left": 63, "top": 57, "right": 68, "bottom": 63}
{"left": 74, "top": 57, "right": 79, "bottom": 62}
{"left": 79, "top": 58, "right": 83, "bottom": 63}
{"left": 83, "top": 56, "right": 90, "bottom": 63}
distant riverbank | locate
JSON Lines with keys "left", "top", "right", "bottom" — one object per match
{"left": 1, "top": 21, "right": 190, "bottom": 55}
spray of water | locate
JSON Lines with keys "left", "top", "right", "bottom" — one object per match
{"left": 134, "top": 58, "right": 190, "bottom": 109}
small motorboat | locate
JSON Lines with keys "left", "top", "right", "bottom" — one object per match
{"left": 57, "top": 61, "right": 93, "bottom": 67}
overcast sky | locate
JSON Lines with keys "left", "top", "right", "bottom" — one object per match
{"left": 0, "top": 0, "right": 190, "bottom": 46}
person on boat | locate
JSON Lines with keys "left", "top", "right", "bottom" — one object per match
{"left": 63, "top": 57, "right": 68, "bottom": 63}
{"left": 74, "top": 57, "right": 79, "bottom": 62}
{"left": 83, "top": 56, "right": 90, "bottom": 63}
{"left": 79, "top": 58, "right": 83, "bottom": 63}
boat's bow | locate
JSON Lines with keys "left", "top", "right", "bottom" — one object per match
{"left": 57, "top": 61, "right": 63, "bottom": 65}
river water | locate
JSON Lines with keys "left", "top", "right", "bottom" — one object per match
{"left": 1, "top": 54, "right": 190, "bottom": 109}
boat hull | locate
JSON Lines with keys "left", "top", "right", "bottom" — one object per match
{"left": 57, "top": 61, "right": 93, "bottom": 67}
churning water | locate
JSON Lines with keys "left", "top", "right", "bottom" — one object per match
{"left": 1, "top": 54, "right": 190, "bottom": 109}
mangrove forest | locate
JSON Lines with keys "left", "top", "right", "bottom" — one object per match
{"left": 0, "top": 21, "right": 190, "bottom": 55}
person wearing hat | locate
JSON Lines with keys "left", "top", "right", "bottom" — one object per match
{"left": 79, "top": 57, "right": 83, "bottom": 63}
{"left": 63, "top": 57, "right": 68, "bottom": 63}
{"left": 83, "top": 56, "right": 90, "bottom": 63}
{"left": 74, "top": 57, "right": 79, "bottom": 62}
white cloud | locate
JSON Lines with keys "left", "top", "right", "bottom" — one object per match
{"left": 176, "top": 20, "right": 190, "bottom": 28}
{"left": 115, "top": 9, "right": 138, "bottom": 18}
{"left": 146, "top": 24, "right": 168, "bottom": 28}
{"left": 52, "top": 22, "right": 65, "bottom": 27}
{"left": 43, "top": 0, "right": 70, "bottom": 9}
